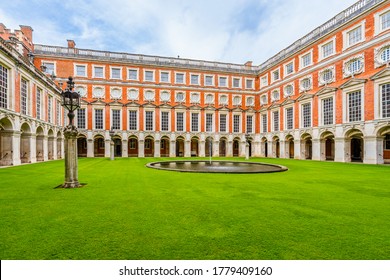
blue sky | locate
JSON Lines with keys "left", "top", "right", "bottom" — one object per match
{"left": 1, "top": 0, "right": 358, "bottom": 64}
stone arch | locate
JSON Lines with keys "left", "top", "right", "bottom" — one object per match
{"left": 345, "top": 129, "right": 364, "bottom": 162}
{"left": 20, "top": 122, "right": 32, "bottom": 163}
{"left": 128, "top": 135, "right": 138, "bottom": 157}
{"left": 144, "top": 135, "right": 154, "bottom": 157}
{"left": 47, "top": 129, "right": 55, "bottom": 160}
{"left": 285, "top": 134, "right": 294, "bottom": 159}
{"left": 36, "top": 126, "right": 45, "bottom": 161}
{"left": 272, "top": 135, "right": 280, "bottom": 158}
{"left": 77, "top": 134, "right": 88, "bottom": 157}
{"left": 93, "top": 134, "right": 105, "bottom": 157}
{"left": 219, "top": 137, "right": 227, "bottom": 157}
{"left": 261, "top": 136, "right": 268, "bottom": 157}
{"left": 232, "top": 137, "right": 240, "bottom": 157}
{"left": 301, "top": 133, "right": 312, "bottom": 160}
{"left": 377, "top": 125, "right": 390, "bottom": 163}
{"left": 112, "top": 134, "right": 122, "bottom": 157}
{"left": 176, "top": 136, "right": 185, "bottom": 157}
{"left": 320, "top": 131, "right": 335, "bottom": 161}
{"left": 160, "top": 136, "right": 170, "bottom": 157}
{"left": 0, "top": 117, "right": 14, "bottom": 166}
{"left": 190, "top": 136, "right": 199, "bottom": 157}
{"left": 57, "top": 131, "right": 63, "bottom": 159}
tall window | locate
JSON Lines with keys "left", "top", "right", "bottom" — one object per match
{"left": 0, "top": 65, "right": 8, "bottom": 109}
{"left": 233, "top": 115, "right": 240, "bottom": 133}
{"left": 286, "top": 107, "right": 293, "bottom": 130}
{"left": 112, "top": 109, "right": 121, "bottom": 130}
{"left": 272, "top": 69, "right": 280, "bottom": 82}
{"left": 56, "top": 100, "right": 61, "bottom": 125}
{"left": 348, "top": 91, "right": 362, "bottom": 122}
{"left": 322, "top": 97, "right": 334, "bottom": 125}
{"left": 77, "top": 108, "right": 86, "bottom": 129}
{"left": 246, "top": 115, "right": 253, "bottom": 133}
{"left": 161, "top": 111, "right": 169, "bottom": 131}
{"left": 348, "top": 26, "right": 362, "bottom": 46}
{"left": 285, "top": 62, "right": 294, "bottom": 75}
{"left": 381, "top": 10, "right": 390, "bottom": 30}
{"left": 206, "top": 113, "right": 213, "bottom": 132}
{"left": 36, "top": 88, "right": 41, "bottom": 120}
{"left": 95, "top": 109, "right": 104, "bottom": 129}
{"left": 301, "top": 52, "right": 312, "bottom": 68}
{"left": 219, "top": 114, "right": 227, "bottom": 132}
{"left": 262, "top": 114, "right": 267, "bottom": 133}
{"left": 145, "top": 111, "right": 154, "bottom": 131}
{"left": 273, "top": 111, "right": 279, "bottom": 132}
{"left": 302, "top": 103, "right": 311, "bottom": 128}
{"left": 129, "top": 110, "right": 137, "bottom": 130}
{"left": 48, "top": 96, "right": 52, "bottom": 123}
{"left": 176, "top": 112, "right": 184, "bottom": 131}
{"left": 191, "top": 113, "right": 199, "bottom": 131}
{"left": 21, "top": 79, "right": 28, "bottom": 115}
{"left": 382, "top": 83, "right": 390, "bottom": 118}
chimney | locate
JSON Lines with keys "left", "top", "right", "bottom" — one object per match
{"left": 67, "top": 39, "right": 76, "bottom": 48}
{"left": 20, "top": 25, "right": 33, "bottom": 43}
{"left": 245, "top": 61, "right": 253, "bottom": 68}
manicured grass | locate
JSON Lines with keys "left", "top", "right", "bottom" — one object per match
{"left": 0, "top": 157, "right": 389, "bottom": 260}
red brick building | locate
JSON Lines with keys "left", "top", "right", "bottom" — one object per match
{"left": 1, "top": 0, "right": 390, "bottom": 165}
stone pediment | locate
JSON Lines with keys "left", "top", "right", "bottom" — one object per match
{"left": 296, "top": 93, "right": 314, "bottom": 102}
{"left": 204, "top": 105, "right": 216, "bottom": 111}
{"left": 315, "top": 86, "right": 337, "bottom": 96}
{"left": 108, "top": 100, "right": 125, "bottom": 106}
{"left": 268, "top": 102, "right": 281, "bottom": 109}
{"left": 159, "top": 102, "right": 172, "bottom": 109}
{"left": 280, "top": 97, "right": 295, "bottom": 106}
{"left": 90, "top": 99, "right": 107, "bottom": 106}
{"left": 188, "top": 104, "right": 202, "bottom": 110}
{"left": 125, "top": 101, "right": 140, "bottom": 107}
{"left": 141, "top": 101, "right": 157, "bottom": 108}
{"left": 370, "top": 67, "right": 390, "bottom": 80}
{"left": 173, "top": 103, "right": 187, "bottom": 109}
{"left": 232, "top": 106, "right": 243, "bottom": 112}
{"left": 339, "top": 78, "right": 367, "bottom": 89}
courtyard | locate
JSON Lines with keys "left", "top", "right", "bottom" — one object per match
{"left": 0, "top": 157, "right": 389, "bottom": 260}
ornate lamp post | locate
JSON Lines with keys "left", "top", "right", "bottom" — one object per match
{"left": 245, "top": 133, "right": 251, "bottom": 160}
{"left": 109, "top": 127, "right": 115, "bottom": 161}
{"left": 61, "top": 77, "right": 81, "bottom": 188}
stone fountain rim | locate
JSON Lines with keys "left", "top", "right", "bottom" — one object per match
{"left": 146, "top": 160, "right": 288, "bottom": 174}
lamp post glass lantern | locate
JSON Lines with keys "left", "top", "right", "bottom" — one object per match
{"left": 61, "top": 77, "right": 81, "bottom": 188}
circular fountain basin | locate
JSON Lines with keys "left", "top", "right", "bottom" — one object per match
{"left": 146, "top": 160, "right": 288, "bottom": 174}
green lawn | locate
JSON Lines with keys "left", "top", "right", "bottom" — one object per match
{"left": 0, "top": 157, "right": 389, "bottom": 260}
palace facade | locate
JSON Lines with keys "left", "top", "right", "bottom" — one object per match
{"left": 1, "top": 0, "right": 390, "bottom": 166}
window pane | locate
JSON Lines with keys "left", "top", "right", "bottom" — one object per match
{"left": 176, "top": 112, "right": 184, "bottom": 131}
{"left": 161, "top": 111, "right": 169, "bottom": 131}
{"left": 112, "top": 109, "right": 121, "bottom": 130}
{"left": 348, "top": 91, "right": 361, "bottom": 122}
{"left": 382, "top": 83, "right": 390, "bottom": 118}
{"left": 0, "top": 65, "right": 8, "bottom": 109}
{"left": 302, "top": 103, "right": 311, "bottom": 128}
{"left": 129, "top": 111, "right": 137, "bottom": 130}
{"left": 322, "top": 97, "right": 334, "bottom": 125}
{"left": 348, "top": 26, "right": 362, "bottom": 46}
{"left": 95, "top": 109, "right": 103, "bottom": 129}
{"left": 77, "top": 108, "right": 86, "bottom": 129}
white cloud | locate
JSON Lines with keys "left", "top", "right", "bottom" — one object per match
{"left": 0, "top": 0, "right": 360, "bottom": 64}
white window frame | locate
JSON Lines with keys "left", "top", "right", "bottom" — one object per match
{"left": 284, "top": 60, "right": 295, "bottom": 77}
{"left": 260, "top": 74, "right": 268, "bottom": 88}
{"left": 110, "top": 107, "right": 122, "bottom": 130}
{"left": 219, "top": 113, "right": 228, "bottom": 133}
{"left": 284, "top": 83, "right": 294, "bottom": 98}
{"left": 127, "top": 68, "right": 139, "bottom": 81}
{"left": 144, "top": 110, "right": 155, "bottom": 131}
{"left": 374, "top": 7, "right": 390, "bottom": 35}
{"left": 74, "top": 63, "right": 87, "bottom": 77}
{"left": 175, "top": 91, "right": 186, "bottom": 103}
{"left": 190, "top": 73, "right": 200, "bottom": 85}
{"left": 232, "top": 77, "right": 241, "bottom": 88}
{"left": 245, "top": 78, "right": 255, "bottom": 89}
{"left": 343, "top": 53, "right": 365, "bottom": 78}
{"left": 299, "top": 75, "right": 313, "bottom": 93}
{"left": 343, "top": 20, "right": 366, "bottom": 50}
{"left": 128, "top": 109, "right": 139, "bottom": 131}
{"left": 284, "top": 106, "right": 294, "bottom": 130}
{"left": 144, "top": 69, "right": 155, "bottom": 82}
{"left": 205, "top": 112, "right": 214, "bottom": 132}
{"left": 271, "top": 68, "right": 280, "bottom": 83}
{"left": 41, "top": 61, "right": 56, "bottom": 75}
{"left": 218, "top": 76, "right": 228, "bottom": 87}
{"left": 219, "top": 94, "right": 228, "bottom": 106}
{"left": 318, "top": 36, "right": 336, "bottom": 61}
{"left": 271, "top": 89, "right": 280, "bottom": 102}
{"left": 110, "top": 87, "right": 122, "bottom": 100}
{"left": 160, "top": 71, "right": 170, "bottom": 83}
{"left": 175, "top": 72, "right": 186, "bottom": 84}
{"left": 318, "top": 92, "right": 336, "bottom": 126}
{"left": 204, "top": 75, "right": 214, "bottom": 86}
{"left": 272, "top": 109, "right": 280, "bottom": 132}
{"left": 92, "top": 86, "right": 105, "bottom": 99}
{"left": 92, "top": 65, "right": 105, "bottom": 79}
{"left": 233, "top": 114, "right": 241, "bottom": 133}
{"left": 205, "top": 93, "right": 214, "bottom": 105}
{"left": 300, "top": 101, "right": 313, "bottom": 129}
{"left": 260, "top": 94, "right": 268, "bottom": 106}
{"left": 190, "top": 92, "right": 200, "bottom": 104}
{"left": 246, "top": 114, "right": 254, "bottom": 134}
{"left": 160, "top": 90, "right": 171, "bottom": 102}
{"left": 127, "top": 88, "right": 139, "bottom": 101}
{"left": 373, "top": 74, "right": 390, "bottom": 120}
{"left": 76, "top": 107, "right": 87, "bottom": 130}
{"left": 144, "top": 89, "right": 155, "bottom": 102}
{"left": 160, "top": 110, "right": 170, "bottom": 132}
{"left": 318, "top": 66, "right": 336, "bottom": 86}
{"left": 299, "top": 50, "right": 313, "bottom": 70}
{"left": 232, "top": 95, "right": 242, "bottom": 106}
{"left": 246, "top": 96, "right": 255, "bottom": 107}
{"left": 110, "top": 66, "right": 122, "bottom": 80}
{"left": 175, "top": 110, "right": 186, "bottom": 132}
{"left": 191, "top": 112, "right": 200, "bottom": 132}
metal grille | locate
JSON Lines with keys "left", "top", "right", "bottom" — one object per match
{"left": 348, "top": 90, "right": 361, "bottom": 122}
{"left": 246, "top": 115, "right": 253, "bottom": 133}
{"left": 95, "top": 109, "right": 103, "bottom": 129}
{"left": 286, "top": 107, "right": 293, "bottom": 130}
{"left": 21, "top": 79, "right": 28, "bottom": 115}
{"left": 161, "top": 111, "right": 169, "bottom": 131}
{"left": 129, "top": 110, "right": 137, "bottom": 130}
{"left": 219, "top": 114, "right": 227, "bottom": 132}
{"left": 77, "top": 108, "right": 86, "bottom": 129}
{"left": 273, "top": 111, "right": 279, "bottom": 132}
{"left": 323, "top": 97, "right": 334, "bottom": 125}
{"left": 191, "top": 113, "right": 199, "bottom": 132}
{"left": 302, "top": 103, "right": 311, "bottom": 128}
{"left": 0, "top": 65, "right": 7, "bottom": 108}
{"left": 176, "top": 112, "right": 184, "bottom": 131}
{"left": 382, "top": 83, "right": 390, "bottom": 118}
{"left": 145, "top": 111, "right": 154, "bottom": 131}
{"left": 262, "top": 114, "right": 267, "bottom": 133}
{"left": 233, "top": 115, "right": 240, "bottom": 133}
